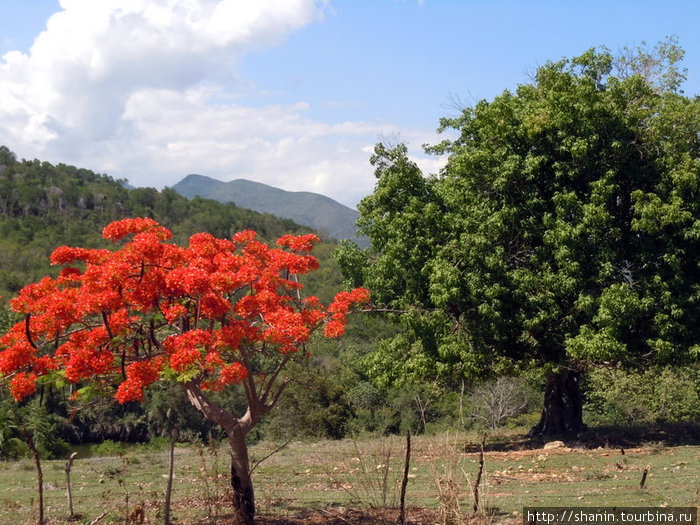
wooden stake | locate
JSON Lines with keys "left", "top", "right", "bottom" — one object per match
{"left": 65, "top": 452, "right": 78, "bottom": 519}
{"left": 640, "top": 465, "right": 649, "bottom": 489}
{"left": 164, "top": 427, "right": 178, "bottom": 525}
{"left": 399, "top": 430, "right": 411, "bottom": 525}
{"left": 473, "top": 433, "right": 486, "bottom": 513}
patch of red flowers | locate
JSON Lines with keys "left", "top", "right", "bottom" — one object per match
{"left": 0, "top": 218, "right": 370, "bottom": 404}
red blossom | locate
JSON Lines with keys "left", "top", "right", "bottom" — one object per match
{"left": 220, "top": 362, "right": 248, "bottom": 385}
{"left": 0, "top": 341, "right": 36, "bottom": 374}
{"left": 324, "top": 320, "right": 346, "bottom": 338}
{"left": 165, "top": 266, "right": 211, "bottom": 296}
{"left": 33, "top": 355, "right": 58, "bottom": 375}
{"left": 0, "top": 218, "right": 369, "bottom": 405}
{"left": 50, "top": 246, "right": 111, "bottom": 265}
{"left": 276, "top": 234, "right": 320, "bottom": 252}
{"left": 164, "top": 330, "right": 213, "bottom": 372}
{"left": 9, "top": 372, "right": 37, "bottom": 401}
{"left": 200, "top": 293, "right": 231, "bottom": 319}
{"left": 115, "top": 357, "right": 166, "bottom": 403}
{"left": 58, "top": 267, "right": 83, "bottom": 280}
{"left": 162, "top": 303, "right": 188, "bottom": 323}
{"left": 328, "top": 288, "right": 371, "bottom": 313}
{"left": 102, "top": 217, "right": 172, "bottom": 241}
{"left": 114, "top": 380, "right": 145, "bottom": 403}
{"left": 232, "top": 230, "right": 257, "bottom": 244}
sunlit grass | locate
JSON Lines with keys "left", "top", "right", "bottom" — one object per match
{"left": 0, "top": 428, "right": 698, "bottom": 524}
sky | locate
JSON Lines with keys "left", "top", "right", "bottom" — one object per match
{"left": 0, "top": 1, "right": 698, "bottom": 209}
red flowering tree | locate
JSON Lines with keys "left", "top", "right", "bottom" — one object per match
{"left": 0, "top": 218, "right": 369, "bottom": 524}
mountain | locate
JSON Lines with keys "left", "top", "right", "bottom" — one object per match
{"left": 172, "top": 175, "right": 365, "bottom": 245}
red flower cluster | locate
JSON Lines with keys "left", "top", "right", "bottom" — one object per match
{"left": 115, "top": 356, "right": 165, "bottom": 403}
{"left": 324, "top": 288, "right": 371, "bottom": 338}
{"left": 9, "top": 372, "right": 37, "bottom": 401}
{"left": 0, "top": 218, "right": 370, "bottom": 403}
{"left": 102, "top": 217, "right": 172, "bottom": 241}
{"left": 164, "top": 330, "right": 212, "bottom": 372}
{"left": 276, "top": 234, "right": 320, "bottom": 252}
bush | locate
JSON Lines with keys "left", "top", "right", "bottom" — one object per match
{"left": 90, "top": 439, "right": 126, "bottom": 457}
{"left": 261, "top": 365, "right": 354, "bottom": 440}
{"left": 136, "top": 436, "right": 171, "bottom": 452}
{"left": 584, "top": 365, "right": 700, "bottom": 426}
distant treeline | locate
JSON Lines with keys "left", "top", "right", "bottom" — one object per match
{"left": 0, "top": 145, "right": 315, "bottom": 298}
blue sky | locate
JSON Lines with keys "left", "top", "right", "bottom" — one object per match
{"left": 0, "top": 1, "right": 698, "bottom": 208}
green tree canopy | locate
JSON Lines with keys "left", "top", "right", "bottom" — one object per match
{"left": 338, "top": 41, "right": 699, "bottom": 435}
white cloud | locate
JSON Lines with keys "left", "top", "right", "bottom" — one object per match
{"left": 0, "top": 0, "right": 440, "bottom": 208}
{"left": 118, "top": 86, "right": 393, "bottom": 203}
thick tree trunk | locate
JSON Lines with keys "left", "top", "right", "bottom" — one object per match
{"left": 184, "top": 384, "right": 257, "bottom": 524}
{"left": 528, "top": 369, "right": 586, "bottom": 437}
{"left": 227, "top": 429, "right": 255, "bottom": 525}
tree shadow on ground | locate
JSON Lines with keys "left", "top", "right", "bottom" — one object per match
{"left": 462, "top": 422, "right": 700, "bottom": 453}
{"left": 191, "top": 507, "right": 444, "bottom": 525}
{"left": 256, "top": 507, "right": 510, "bottom": 525}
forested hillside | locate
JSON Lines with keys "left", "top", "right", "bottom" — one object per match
{"left": 0, "top": 146, "right": 318, "bottom": 298}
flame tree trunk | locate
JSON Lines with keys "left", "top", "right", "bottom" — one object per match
{"left": 227, "top": 428, "right": 255, "bottom": 525}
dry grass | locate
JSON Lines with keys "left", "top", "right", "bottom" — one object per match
{"left": 0, "top": 428, "right": 698, "bottom": 524}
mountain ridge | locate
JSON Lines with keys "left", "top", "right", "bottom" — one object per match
{"left": 172, "top": 174, "right": 365, "bottom": 245}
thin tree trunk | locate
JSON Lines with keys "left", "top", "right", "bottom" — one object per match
{"left": 473, "top": 433, "right": 486, "bottom": 513}
{"left": 528, "top": 369, "right": 586, "bottom": 437}
{"left": 227, "top": 430, "right": 255, "bottom": 525}
{"left": 24, "top": 432, "right": 44, "bottom": 525}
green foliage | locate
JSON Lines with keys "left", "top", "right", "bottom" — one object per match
{"left": 70, "top": 400, "right": 150, "bottom": 443}
{"left": 145, "top": 385, "right": 216, "bottom": 442}
{"left": 262, "top": 362, "right": 355, "bottom": 440}
{"left": 0, "top": 400, "right": 25, "bottom": 459}
{"left": 0, "top": 152, "right": 316, "bottom": 298}
{"left": 584, "top": 365, "right": 700, "bottom": 426}
{"left": 137, "top": 435, "right": 172, "bottom": 452}
{"left": 19, "top": 399, "right": 71, "bottom": 459}
{"left": 0, "top": 304, "right": 20, "bottom": 334}
{"left": 90, "top": 439, "right": 126, "bottom": 457}
{"left": 339, "top": 39, "right": 700, "bottom": 390}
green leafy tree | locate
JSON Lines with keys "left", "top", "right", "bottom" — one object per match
{"left": 338, "top": 40, "right": 699, "bottom": 435}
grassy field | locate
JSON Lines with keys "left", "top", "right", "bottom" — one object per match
{"left": 0, "top": 427, "right": 698, "bottom": 524}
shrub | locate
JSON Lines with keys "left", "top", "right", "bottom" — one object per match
{"left": 584, "top": 365, "right": 700, "bottom": 426}
{"left": 90, "top": 439, "right": 126, "bottom": 457}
